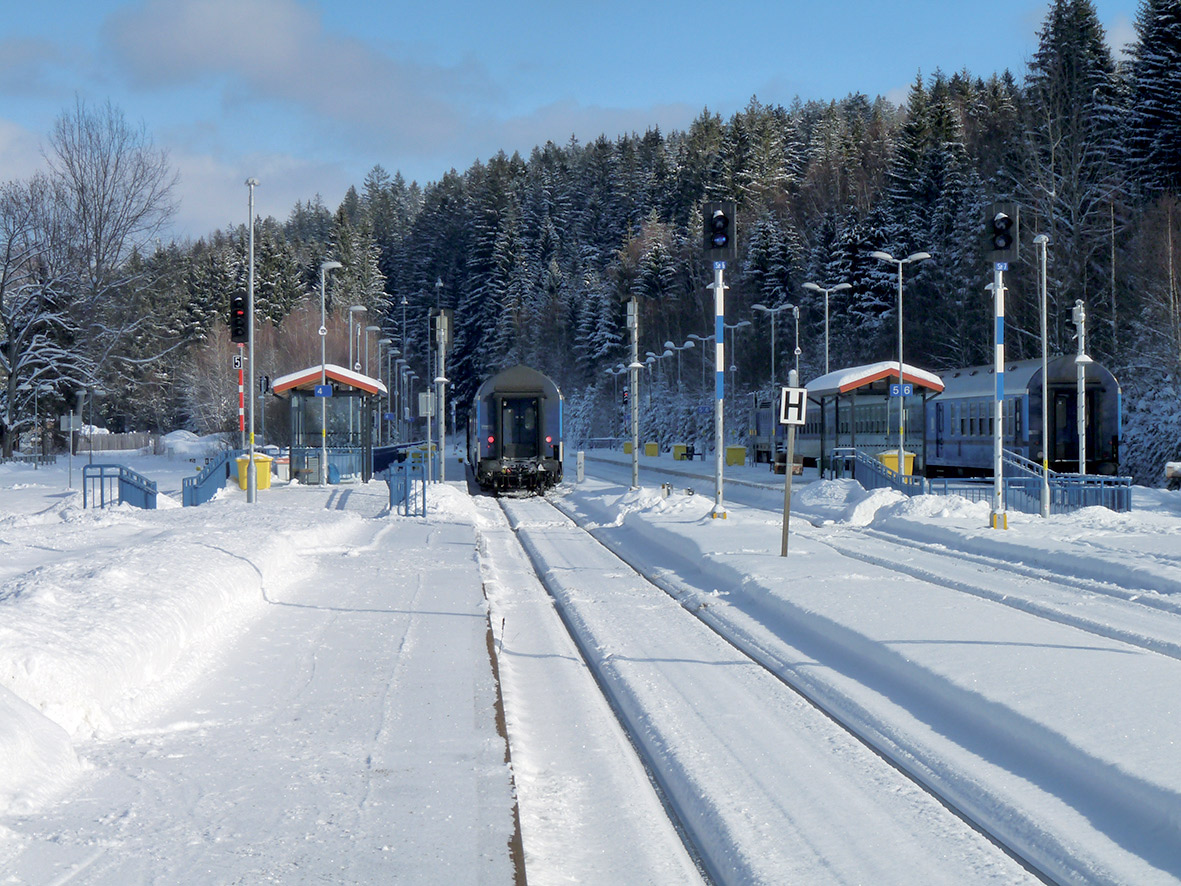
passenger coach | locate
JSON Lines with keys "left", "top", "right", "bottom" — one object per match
{"left": 468, "top": 365, "right": 563, "bottom": 492}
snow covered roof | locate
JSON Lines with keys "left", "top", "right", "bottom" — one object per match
{"left": 806, "top": 361, "right": 944, "bottom": 398}
{"left": 272, "top": 363, "right": 388, "bottom": 397}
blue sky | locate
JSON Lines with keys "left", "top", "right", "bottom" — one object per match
{"left": 0, "top": 0, "right": 1140, "bottom": 241}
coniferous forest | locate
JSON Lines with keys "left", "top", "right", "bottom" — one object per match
{"left": 2, "top": 0, "right": 1180, "bottom": 483}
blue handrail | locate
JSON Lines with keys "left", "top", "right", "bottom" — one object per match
{"left": 182, "top": 450, "right": 240, "bottom": 507}
{"left": 383, "top": 460, "right": 427, "bottom": 516}
{"left": 82, "top": 464, "right": 158, "bottom": 510}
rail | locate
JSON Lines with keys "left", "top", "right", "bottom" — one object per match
{"left": 928, "top": 449, "right": 1133, "bottom": 514}
{"left": 182, "top": 449, "right": 240, "bottom": 507}
{"left": 82, "top": 463, "right": 158, "bottom": 510}
{"left": 831, "top": 447, "right": 927, "bottom": 496}
{"left": 383, "top": 460, "right": 427, "bottom": 516}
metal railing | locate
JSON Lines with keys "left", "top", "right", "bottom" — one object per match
{"left": 384, "top": 460, "right": 427, "bottom": 516}
{"left": 182, "top": 449, "right": 240, "bottom": 507}
{"left": 928, "top": 449, "right": 1133, "bottom": 514}
{"left": 831, "top": 447, "right": 927, "bottom": 496}
{"left": 82, "top": 463, "right": 158, "bottom": 510}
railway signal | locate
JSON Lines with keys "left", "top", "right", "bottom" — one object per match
{"left": 983, "top": 202, "right": 1019, "bottom": 264}
{"left": 229, "top": 294, "right": 248, "bottom": 343}
{"left": 702, "top": 201, "right": 737, "bottom": 263}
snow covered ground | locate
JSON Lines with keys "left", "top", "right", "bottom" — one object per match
{"left": 1, "top": 443, "right": 1179, "bottom": 883}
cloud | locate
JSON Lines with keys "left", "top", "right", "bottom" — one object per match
{"left": 165, "top": 145, "right": 356, "bottom": 241}
{"left": 0, "top": 38, "right": 72, "bottom": 96}
{"left": 0, "top": 117, "right": 47, "bottom": 181}
{"left": 102, "top": 0, "right": 488, "bottom": 156}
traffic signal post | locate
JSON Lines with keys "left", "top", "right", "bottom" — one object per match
{"left": 703, "top": 201, "right": 736, "bottom": 519}
{"left": 984, "top": 202, "right": 1018, "bottom": 530}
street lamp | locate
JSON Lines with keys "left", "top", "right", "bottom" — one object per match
{"left": 1034, "top": 234, "right": 1051, "bottom": 515}
{"left": 688, "top": 333, "right": 714, "bottom": 392}
{"left": 348, "top": 305, "right": 367, "bottom": 372}
{"left": 378, "top": 338, "right": 393, "bottom": 444}
{"left": 751, "top": 303, "right": 795, "bottom": 394}
{"left": 802, "top": 281, "right": 852, "bottom": 375}
{"left": 724, "top": 320, "right": 752, "bottom": 395}
{"left": 318, "top": 260, "right": 343, "bottom": 486}
{"left": 245, "top": 177, "right": 259, "bottom": 503}
{"left": 870, "top": 250, "right": 932, "bottom": 472}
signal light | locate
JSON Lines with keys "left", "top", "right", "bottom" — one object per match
{"left": 229, "top": 294, "right": 248, "bottom": 343}
{"left": 545, "top": 436, "right": 552, "bottom": 444}
{"left": 702, "top": 200, "right": 737, "bottom": 262}
{"left": 983, "top": 202, "right": 1019, "bottom": 263}
{"left": 487, "top": 435, "right": 494, "bottom": 444}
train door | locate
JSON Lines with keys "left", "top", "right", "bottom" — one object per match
{"left": 933, "top": 402, "right": 944, "bottom": 458}
{"left": 1050, "top": 388, "right": 1100, "bottom": 468}
{"left": 500, "top": 397, "right": 540, "bottom": 458}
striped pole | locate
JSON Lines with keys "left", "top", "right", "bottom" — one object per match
{"left": 711, "top": 263, "right": 727, "bottom": 519}
{"left": 238, "top": 345, "right": 245, "bottom": 449}
{"left": 992, "top": 265, "right": 1006, "bottom": 529}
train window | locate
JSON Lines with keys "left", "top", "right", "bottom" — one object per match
{"left": 501, "top": 397, "right": 539, "bottom": 459}
{"left": 969, "top": 402, "right": 977, "bottom": 436}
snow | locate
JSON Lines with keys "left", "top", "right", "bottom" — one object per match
{"left": 2, "top": 446, "right": 1180, "bottom": 883}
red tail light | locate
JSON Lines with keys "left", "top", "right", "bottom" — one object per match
{"left": 545, "top": 436, "right": 552, "bottom": 443}
{"left": 487, "top": 435, "right": 495, "bottom": 444}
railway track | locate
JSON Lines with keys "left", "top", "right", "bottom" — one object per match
{"left": 490, "top": 492, "right": 1049, "bottom": 886}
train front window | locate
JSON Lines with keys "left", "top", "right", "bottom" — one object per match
{"left": 501, "top": 398, "right": 539, "bottom": 458}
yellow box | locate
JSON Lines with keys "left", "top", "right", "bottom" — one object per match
{"left": 877, "top": 450, "right": 915, "bottom": 475}
{"left": 725, "top": 445, "right": 746, "bottom": 466}
{"left": 623, "top": 441, "right": 633, "bottom": 454}
{"left": 672, "top": 444, "right": 687, "bottom": 461}
{"left": 644, "top": 442, "right": 659, "bottom": 457}
{"left": 236, "top": 454, "right": 273, "bottom": 490}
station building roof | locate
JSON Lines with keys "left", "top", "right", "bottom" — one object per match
{"left": 272, "top": 363, "right": 388, "bottom": 397}
{"left": 805, "top": 361, "right": 944, "bottom": 398}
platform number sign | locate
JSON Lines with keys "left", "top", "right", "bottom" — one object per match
{"left": 779, "top": 386, "right": 808, "bottom": 426}
{"left": 890, "top": 383, "right": 914, "bottom": 397}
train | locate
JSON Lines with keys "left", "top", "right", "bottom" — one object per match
{"left": 467, "top": 365, "right": 564, "bottom": 492}
{"left": 750, "top": 356, "right": 1122, "bottom": 477}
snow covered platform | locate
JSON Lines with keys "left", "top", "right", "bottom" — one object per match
{"left": 0, "top": 455, "right": 518, "bottom": 882}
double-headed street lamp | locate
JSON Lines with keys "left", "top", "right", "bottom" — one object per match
{"left": 723, "top": 320, "right": 752, "bottom": 395}
{"left": 751, "top": 303, "right": 798, "bottom": 394}
{"left": 318, "top": 260, "right": 343, "bottom": 486}
{"left": 688, "top": 333, "right": 714, "bottom": 392}
{"left": 664, "top": 339, "right": 696, "bottom": 386}
{"left": 869, "top": 250, "right": 932, "bottom": 471}
{"left": 802, "top": 281, "right": 851, "bottom": 375}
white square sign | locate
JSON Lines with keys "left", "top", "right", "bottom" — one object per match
{"left": 779, "top": 386, "right": 807, "bottom": 426}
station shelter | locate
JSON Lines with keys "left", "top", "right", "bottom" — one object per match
{"left": 805, "top": 361, "right": 944, "bottom": 476}
{"left": 272, "top": 363, "right": 388, "bottom": 484}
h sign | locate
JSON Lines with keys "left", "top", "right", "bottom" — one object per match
{"left": 779, "top": 386, "right": 808, "bottom": 426}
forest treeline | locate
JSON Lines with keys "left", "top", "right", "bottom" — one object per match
{"left": 2, "top": 0, "right": 1179, "bottom": 482}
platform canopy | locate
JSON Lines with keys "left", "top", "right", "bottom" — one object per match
{"left": 806, "top": 360, "right": 943, "bottom": 399}
{"left": 272, "top": 363, "right": 387, "bottom": 397}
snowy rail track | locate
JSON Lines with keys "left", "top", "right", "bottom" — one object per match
{"left": 487, "top": 492, "right": 1043, "bottom": 886}
{"left": 569, "top": 455, "right": 1181, "bottom": 885}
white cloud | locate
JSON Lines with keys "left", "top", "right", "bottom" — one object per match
{"left": 166, "top": 145, "right": 355, "bottom": 241}
{"left": 102, "top": 0, "right": 486, "bottom": 156}
{"left": 0, "top": 118, "right": 47, "bottom": 181}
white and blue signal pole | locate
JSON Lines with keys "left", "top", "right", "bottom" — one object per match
{"left": 710, "top": 261, "right": 727, "bottom": 518}
{"left": 992, "top": 262, "right": 1007, "bottom": 529}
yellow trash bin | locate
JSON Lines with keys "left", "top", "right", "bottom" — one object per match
{"left": 644, "top": 442, "right": 659, "bottom": 457}
{"left": 877, "top": 450, "right": 915, "bottom": 475}
{"left": 725, "top": 445, "right": 746, "bottom": 466}
{"left": 623, "top": 441, "right": 633, "bottom": 454}
{"left": 672, "top": 443, "right": 687, "bottom": 461}
{"left": 237, "top": 454, "right": 273, "bottom": 490}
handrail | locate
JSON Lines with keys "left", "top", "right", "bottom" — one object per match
{"left": 83, "top": 463, "right": 157, "bottom": 510}
{"left": 182, "top": 449, "right": 238, "bottom": 507}
{"left": 831, "top": 446, "right": 926, "bottom": 496}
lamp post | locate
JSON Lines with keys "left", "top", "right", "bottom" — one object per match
{"left": 348, "top": 306, "right": 367, "bottom": 371}
{"left": 724, "top": 320, "right": 751, "bottom": 397}
{"left": 245, "top": 177, "right": 259, "bottom": 503}
{"left": 318, "top": 260, "right": 343, "bottom": 486}
{"left": 870, "top": 250, "right": 932, "bottom": 473}
{"left": 1034, "top": 234, "right": 1051, "bottom": 517}
{"left": 688, "top": 333, "right": 714, "bottom": 392}
{"left": 378, "top": 338, "right": 393, "bottom": 445}
{"left": 802, "top": 281, "right": 851, "bottom": 375}
{"left": 751, "top": 303, "right": 795, "bottom": 395}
